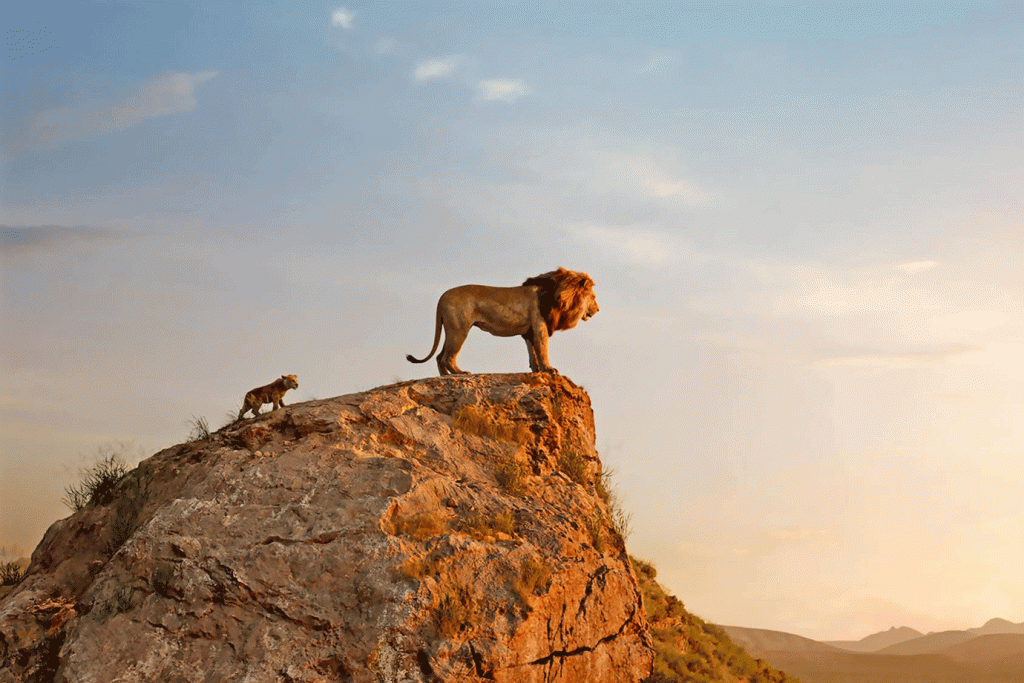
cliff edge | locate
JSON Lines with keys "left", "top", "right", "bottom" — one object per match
{"left": 0, "top": 373, "right": 653, "bottom": 683}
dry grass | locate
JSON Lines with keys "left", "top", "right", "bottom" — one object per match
{"left": 585, "top": 512, "right": 607, "bottom": 553}
{"left": 186, "top": 415, "right": 211, "bottom": 442}
{"left": 393, "top": 511, "right": 447, "bottom": 541}
{"left": 556, "top": 448, "right": 589, "bottom": 486}
{"left": 452, "top": 403, "right": 532, "bottom": 445}
{"left": 494, "top": 455, "right": 528, "bottom": 497}
{"left": 457, "top": 508, "right": 515, "bottom": 539}
{"left": 435, "top": 584, "right": 476, "bottom": 639}
{"left": 0, "top": 560, "right": 24, "bottom": 586}
{"left": 511, "top": 556, "right": 552, "bottom": 609}
{"left": 63, "top": 450, "right": 130, "bottom": 512}
{"left": 396, "top": 554, "right": 444, "bottom": 581}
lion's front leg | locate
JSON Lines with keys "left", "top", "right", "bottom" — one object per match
{"left": 523, "top": 333, "right": 540, "bottom": 372}
{"left": 528, "top": 319, "right": 558, "bottom": 374}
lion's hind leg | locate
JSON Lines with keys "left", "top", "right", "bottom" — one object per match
{"left": 437, "top": 320, "right": 470, "bottom": 375}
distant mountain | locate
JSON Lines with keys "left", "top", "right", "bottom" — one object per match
{"left": 876, "top": 630, "right": 978, "bottom": 655}
{"left": 969, "top": 618, "right": 1024, "bottom": 636}
{"left": 720, "top": 621, "right": 1024, "bottom": 683}
{"left": 940, "top": 633, "right": 1024, "bottom": 667}
{"left": 827, "top": 625, "right": 924, "bottom": 652}
{"left": 719, "top": 625, "right": 843, "bottom": 657}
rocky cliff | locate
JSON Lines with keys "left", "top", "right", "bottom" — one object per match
{"left": 0, "top": 374, "right": 653, "bottom": 683}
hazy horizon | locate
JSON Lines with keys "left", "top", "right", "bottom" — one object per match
{"left": 3, "top": 1, "right": 1023, "bottom": 642}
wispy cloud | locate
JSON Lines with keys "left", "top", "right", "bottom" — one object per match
{"left": 1, "top": 225, "right": 124, "bottom": 253}
{"left": 413, "top": 55, "right": 460, "bottom": 82}
{"left": 640, "top": 49, "right": 678, "bottom": 73}
{"left": 815, "top": 345, "right": 980, "bottom": 369}
{"left": 26, "top": 71, "right": 216, "bottom": 148}
{"left": 331, "top": 7, "right": 355, "bottom": 30}
{"left": 477, "top": 79, "right": 530, "bottom": 103}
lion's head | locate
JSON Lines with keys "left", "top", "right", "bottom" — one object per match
{"left": 522, "top": 267, "right": 599, "bottom": 334}
{"left": 280, "top": 374, "right": 299, "bottom": 390}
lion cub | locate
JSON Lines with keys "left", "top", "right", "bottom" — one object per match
{"left": 237, "top": 374, "right": 299, "bottom": 420}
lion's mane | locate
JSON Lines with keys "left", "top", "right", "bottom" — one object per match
{"left": 521, "top": 267, "right": 596, "bottom": 334}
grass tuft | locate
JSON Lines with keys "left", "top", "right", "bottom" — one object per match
{"left": 393, "top": 511, "right": 447, "bottom": 541}
{"left": 0, "top": 560, "right": 25, "bottom": 586}
{"left": 556, "top": 448, "right": 589, "bottom": 486}
{"left": 511, "top": 556, "right": 552, "bottom": 609}
{"left": 187, "top": 415, "right": 211, "bottom": 442}
{"left": 452, "top": 403, "right": 532, "bottom": 445}
{"left": 62, "top": 449, "right": 130, "bottom": 512}
{"left": 435, "top": 584, "right": 476, "bottom": 639}
{"left": 494, "top": 455, "right": 528, "bottom": 497}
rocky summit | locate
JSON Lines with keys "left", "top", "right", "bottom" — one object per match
{"left": 0, "top": 374, "right": 653, "bottom": 683}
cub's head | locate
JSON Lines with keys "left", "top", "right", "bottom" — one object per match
{"left": 281, "top": 374, "right": 299, "bottom": 390}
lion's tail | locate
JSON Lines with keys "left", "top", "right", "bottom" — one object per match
{"left": 406, "top": 299, "right": 444, "bottom": 364}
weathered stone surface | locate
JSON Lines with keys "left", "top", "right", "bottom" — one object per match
{"left": 0, "top": 374, "right": 653, "bottom": 682}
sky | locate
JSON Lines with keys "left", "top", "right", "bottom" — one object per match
{"left": 2, "top": 0, "right": 1023, "bottom": 642}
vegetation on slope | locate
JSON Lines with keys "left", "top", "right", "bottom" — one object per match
{"left": 633, "top": 557, "right": 799, "bottom": 683}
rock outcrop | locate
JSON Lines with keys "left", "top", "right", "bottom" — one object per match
{"left": 0, "top": 374, "right": 653, "bottom": 682}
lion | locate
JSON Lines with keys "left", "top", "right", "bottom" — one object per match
{"left": 237, "top": 374, "right": 299, "bottom": 420}
{"left": 406, "top": 267, "right": 598, "bottom": 376}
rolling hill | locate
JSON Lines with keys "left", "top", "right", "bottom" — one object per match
{"left": 717, "top": 620, "right": 1024, "bottom": 683}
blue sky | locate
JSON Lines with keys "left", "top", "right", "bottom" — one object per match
{"left": 3, "top": 1, "right": 1024, "bottom": 640}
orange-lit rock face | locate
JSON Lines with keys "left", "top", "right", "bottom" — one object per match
{"left": 0, "top": 374, "right": 652, "bottom": 683}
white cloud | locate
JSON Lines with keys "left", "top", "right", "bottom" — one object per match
{"left": 414, "top": 56, "right": 461, "bottom": 82}
{"left": 28, "top": 71, "right": 217, "bottom": 148}
{"left": 331, "top": 7, "right": 355, "bottom": 29}
{"left": 477, "top": 79, "right": 530, "bottom": 103}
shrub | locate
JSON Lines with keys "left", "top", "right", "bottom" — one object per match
{"left": 631, "top": 556, "right": 657, "bottom": 581}
{"left": 0, "top": 560, "right": 24, "bottom": 586}
{"left": 62, "top": 449, "right": 130, "bottom": 512}
{"left": 494, "top": 455, "right": 528, "bottom": 497}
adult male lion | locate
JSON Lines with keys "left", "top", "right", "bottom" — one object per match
{"left": 407, "top": 267, "right": 599, "bottom": 376}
